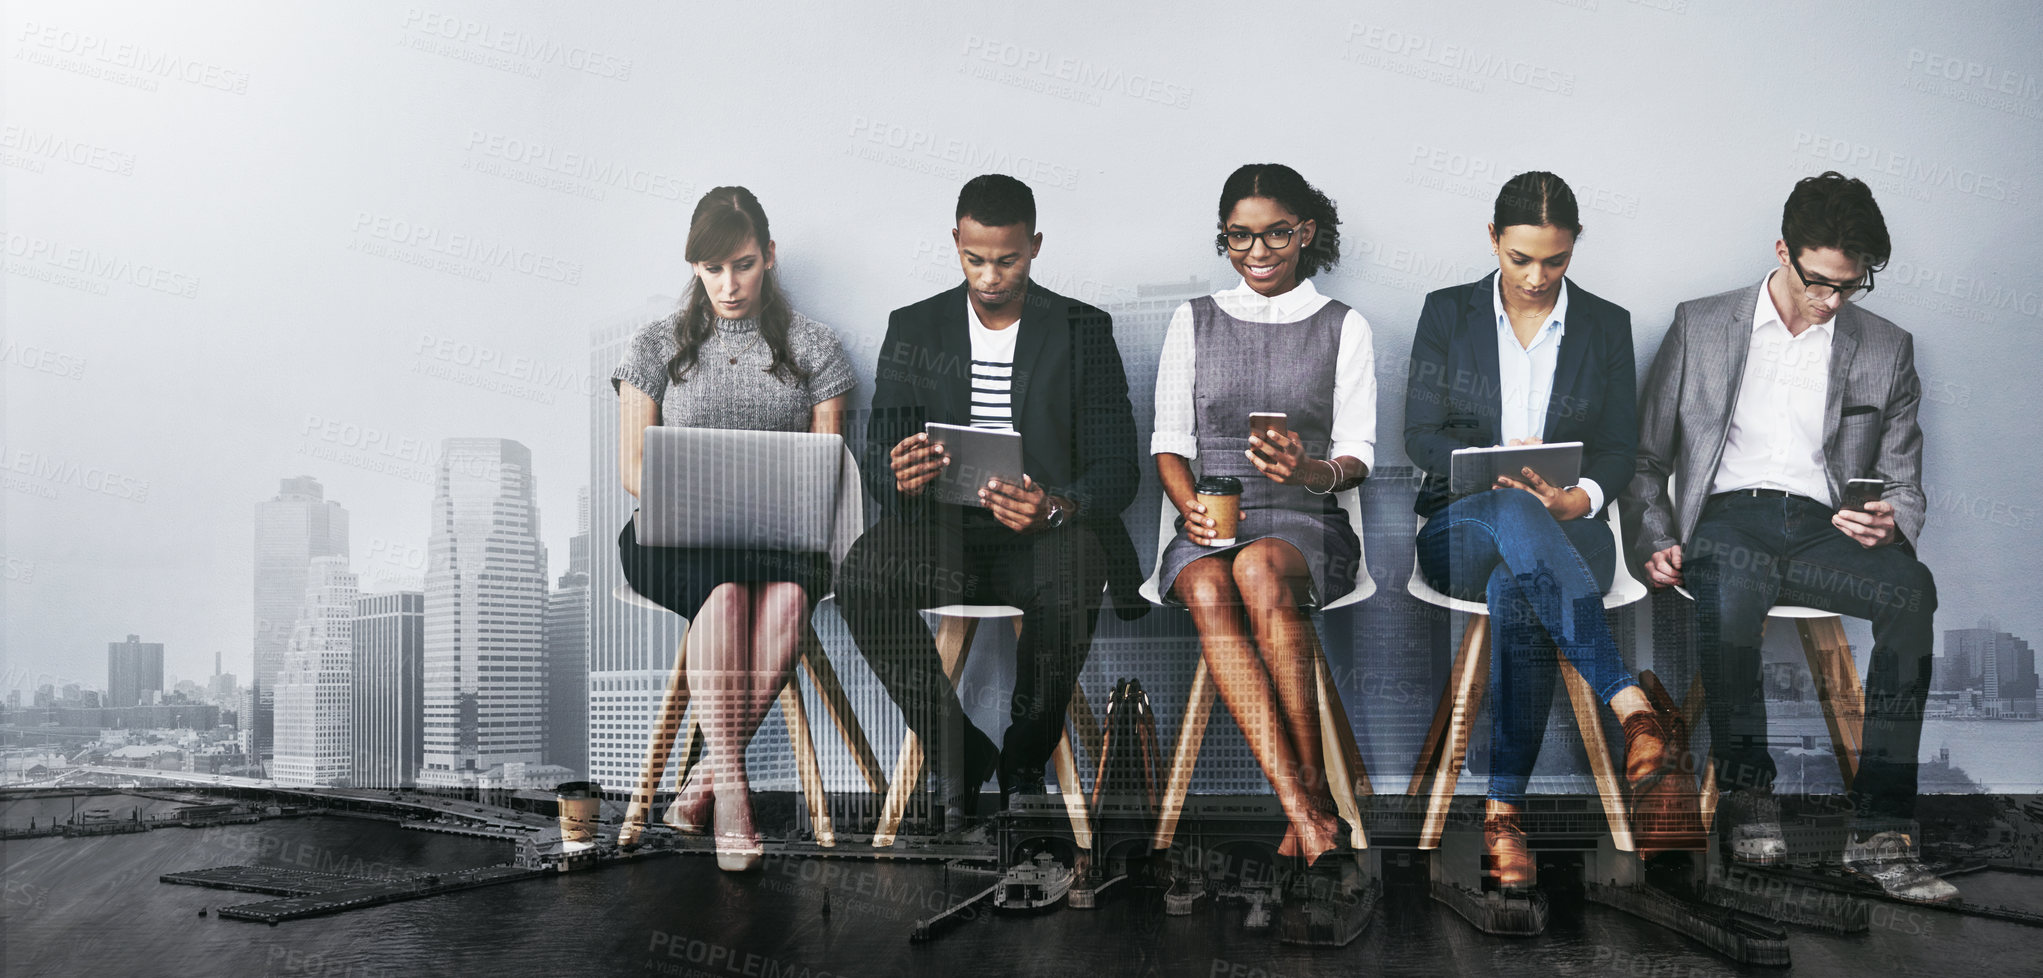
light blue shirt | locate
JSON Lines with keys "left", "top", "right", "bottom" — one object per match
{"left": 1491, "top": 276, "right": 1604, "bottom": 516}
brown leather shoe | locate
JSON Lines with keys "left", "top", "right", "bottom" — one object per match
{"left": 1621, "top": 707, "right": 1679, "bottom": 793}
{"left": 1483, "top": 804, "right": 1536, "bottom": 892}
{"left": 1626, "top": 672, "right": 1704, "bottom": 849}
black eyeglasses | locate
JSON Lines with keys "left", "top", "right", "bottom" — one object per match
{"left": 1789, "top": 254, "right": 1873, "bottom": 302}
{"left": 1218, "top": 223, "right": 1307, "bottom": 252}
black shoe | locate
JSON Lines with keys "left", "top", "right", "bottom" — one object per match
{"left": 935, "top": 724, "right": 1000, "bottom": 825}
{"left": 1843, "top": 819, "right": 1959, "bottom": 904}
{"left": 1003, "top": 772, "right": 1047, "bottom": 809}
{"left": 1718, "top": 787, "right": 1787, "bottom": 866}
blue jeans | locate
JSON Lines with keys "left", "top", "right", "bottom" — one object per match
{"left": 1417, "top": 489, "right": 1635, "bottom": 804}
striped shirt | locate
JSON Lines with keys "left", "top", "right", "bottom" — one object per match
{"left": 967, "top": 310, "right": 1020, "bottom": 430}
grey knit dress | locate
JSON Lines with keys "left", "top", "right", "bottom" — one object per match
{"left": 610, "top": 310, "right": 856, "bottom": 616}
{"left": 1154, "top": 296, "right": 1360, "bottom": 607}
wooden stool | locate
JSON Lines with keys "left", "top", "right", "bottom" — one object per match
{"left": 1144, "top": 490, "right": 1378, "bottom": 852}
{"left": 1403, "top": 502, "right": 1653, "bottom": 851}
{"left": 870, "top": 605, "right": 1099, "bottom": 848}
{"left": 615, "top": 585, "right": 886, "bottom": 847}
{"left": 1668, "top": 599, "right": 1867, "bottom": 831}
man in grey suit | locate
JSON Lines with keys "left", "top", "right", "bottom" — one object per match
{"left": 1626, "top": 172, "right": 1952, "bottom": 903}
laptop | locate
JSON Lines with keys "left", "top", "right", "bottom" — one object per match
{"left": 636, "top": 427, "right": 844, "bottom": 551}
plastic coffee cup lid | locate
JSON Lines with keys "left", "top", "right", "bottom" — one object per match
{"left": 1193, "top": 476, "right": 1243, "bottom": 495}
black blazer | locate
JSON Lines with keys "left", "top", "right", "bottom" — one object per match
{"left": 862, "top": 281, "right": 1147, "bottom": 619}
{"left": 1404, "top": 273, "right": 1637, "bottom": 520}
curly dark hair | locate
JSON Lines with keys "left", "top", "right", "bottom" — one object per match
{"left": 1214, "top": 163, "right": 1342, "bottom": 280}
{"left": 1782, "top": 170, "right": 1891, "bottom": 271}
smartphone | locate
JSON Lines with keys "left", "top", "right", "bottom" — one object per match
{"left": 1249, "top": 412, "right": 1288, "bottom": 442}
{"left": 1843, "top": 478, "right": 1886, "bottom": 511}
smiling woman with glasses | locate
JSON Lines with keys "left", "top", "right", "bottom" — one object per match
{"left": 1151, "top": 162, "right": 1375, "bottom": 867}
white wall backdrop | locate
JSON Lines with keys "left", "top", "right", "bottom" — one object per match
{"left": 6, "top": 0, "right": 2041, "bottom": 691}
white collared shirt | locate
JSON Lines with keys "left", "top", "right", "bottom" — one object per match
{"left": 1491, "top": 276, "right": 1604, "bottom": 516}
{"left": 1711, "top": 269, "right": 1834, "bottom": 506}
{"left": 1151, "top": 277, "right": 1376, "bottom": 470}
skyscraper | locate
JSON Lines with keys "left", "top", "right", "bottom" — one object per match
{"left": 273, "top": 556, "right": 358, "bottom": 786}
{"left": 419, "top": 438, "right": 549, "bottom": 788}
{"left": 254, "top": 477, "right": 349, "bottom": 765}
{"left": 353, "top": 591, "right": 425, "bottom": 789}
{"left": 545, "top": 488, "right": 591, "bottom": 779}
{"left": 1944, "top": 621, "right": 2040, "bottom": 718}
{"left": 588, "top": 307, "right": 689, "bottom": 797}
{"left": 107, "top": 634, "right": 165, "bottom": 708}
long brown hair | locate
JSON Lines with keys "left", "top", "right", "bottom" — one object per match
{"left": 666, "top": 186, "right": 810, "bottom": 386}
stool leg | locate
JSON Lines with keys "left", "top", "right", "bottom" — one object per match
{"left": 1678, "top": 677, "right": 1718, "bottom": 833}
{"left": 873, "top": 615, "right": 979, "bottom": 847}
{"left": 779, "top": 675, "right": 833, "bottom": 847}
{"left": 625, "top": 625, "right": 693, "bottom": 840}
{"left": 1407, "top": 620, "right": 1472, "bottom": 796}
{"left": 1421, "top": 616, "right": 1490, "bottom": 850}
{"left": 1798, "top": 616, "right": 1864, "bottom": 790}
{"left": 1053, "top": 731, "right": 1093, "bottom": 850}
{"left": 798, "top": 628, "right": 887, "bottom": 795}
{"left": 1559, "top": 656, "right": 1633, "bottom": 852}
{"left": 1308, "top": 628, "right": 1370, "bottom": 850}
{"left": 1153, "top": 657, "right": 1217, "bottom": 850}
{"left": 1067, "top": 684, "right": 1104, "bottom": 772}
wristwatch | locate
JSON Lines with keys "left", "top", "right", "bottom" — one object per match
{"left": 1043, "top": 497, "right": 1071, "bottom": 529}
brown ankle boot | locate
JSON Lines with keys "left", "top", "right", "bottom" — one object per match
{"left": 1620, "top": 708, "right": 1679, "bottom": 794}
{"left": 1483, "top": 804, "right": 1535, "bottom": 891}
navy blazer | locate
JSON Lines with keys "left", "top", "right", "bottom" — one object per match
{"left": 1404, "top": 273, "right": 1638, "bottom": 520}
{"left": 861, "top": 281, "right": 1146, "bottom": 618}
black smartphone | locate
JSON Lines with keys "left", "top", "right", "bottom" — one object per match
{"left": 1843, "top": 478, "right": 1886, "bottom": 511}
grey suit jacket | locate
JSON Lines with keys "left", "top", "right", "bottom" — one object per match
{"left": 1623, "top": 279, "right": 1926, "bottom": 569}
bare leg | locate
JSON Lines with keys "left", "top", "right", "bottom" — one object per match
{"left": 1231, "top": 541, "right": 1327, "bottom": 802}
{"left": 1175, "top": 556, "right": 1339, "bottom": 864}
{"left": 689, "top": 583, "right": 758, "bottom": 863}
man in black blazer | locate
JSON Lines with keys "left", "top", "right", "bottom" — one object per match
{"left": 839, "top": 174, "right": 1144, "bottom": 830}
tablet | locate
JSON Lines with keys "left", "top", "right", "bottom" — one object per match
{"left": 1449, "top": 441, "right": 1583, "bottom": 496}
{"left": 925, "top": 422, "right": 1025, "bottom": 508}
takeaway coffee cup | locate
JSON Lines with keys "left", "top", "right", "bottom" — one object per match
{"left": 1194, "top": 476, "right": 1243, "bottom": 547}
{"left": 555, "top": 781, "right": 602, "bottom": 849}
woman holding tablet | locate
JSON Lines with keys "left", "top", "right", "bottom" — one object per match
{"left": 1404, "top": 171, "right": 1687, "bottom": 892}
{"left": 1152, "top": 163, "right": 1373, "bottom": 866}
{"left": 612, "top": 187, "right": 855, "bottom": 870}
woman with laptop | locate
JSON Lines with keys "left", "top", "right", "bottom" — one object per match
{"left": 611, "top": 186, "right": 855, "bottom": 870}
{"left": 1150, "top": 163, "right": 1374, "bottom": 866}
{"left": 1403, "top": 171, "right": 1689, "bottom": 893}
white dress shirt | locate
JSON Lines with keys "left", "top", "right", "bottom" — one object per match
{"left": 1711, "top": 269, "right": 1834, "bottom": 506}
{"left": 1491, "top": 277, "right": 1604, "bottom": 516}
{"left": 1151, "top": 277, "right": 1376, "bottom": 470}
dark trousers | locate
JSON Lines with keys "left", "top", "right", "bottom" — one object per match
{"left": 1685, "top": 493, "right": 1938, "bottom": 819}
{"left": 837, "top": 507, "right": 1105, "bottom": 784}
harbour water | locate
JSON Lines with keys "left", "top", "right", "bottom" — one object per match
{"left": 4, "top": 802, "right": 2042, "bottom": 977}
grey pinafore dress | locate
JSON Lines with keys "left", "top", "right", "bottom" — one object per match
{"left": 1156, "top": 294, "right": 1361, "bottom": 607}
